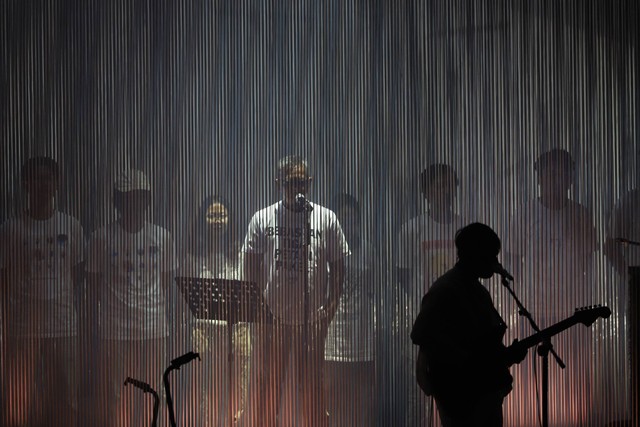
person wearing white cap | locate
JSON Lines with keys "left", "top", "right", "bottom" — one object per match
{"left": 86, "top": 169, "right": 178, "bottom": 427}
{"left": 0, "top": 157, "right": 85, "bottom": 427}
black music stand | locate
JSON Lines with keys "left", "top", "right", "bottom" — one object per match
{"left": 176, "top": 277, "right": 272, "bottom": 427}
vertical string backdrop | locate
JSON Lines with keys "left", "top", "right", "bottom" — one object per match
{"left": 0, "top": 0, "right": 638, "bottom": 426}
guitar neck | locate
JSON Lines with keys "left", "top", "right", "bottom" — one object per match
{"left": 517, "top": 317, "right": 582, "bottom": 351}
{"left": 510, "top": 306, "right": 610, "bottom": 352}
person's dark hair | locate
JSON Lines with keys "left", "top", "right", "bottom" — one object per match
{"left": 455, "top": 222, "right": 501, "bottom": 260}
{"left": 21, "top": 156, "right": 59, "bottom": 182}
{"left": 331, "top": 193, "right": 361, "bottom": 217}
{"left": 534, "top": 148, "right": 575, "bottom": 173}
{"left": 188, "top": 195, "right": 239, "bottom": 262}
{"left": 276, "top": 155, "right": 310, "bottom": 181}
{"left": 420, "top": 163, "right": 458, "bottom": 196}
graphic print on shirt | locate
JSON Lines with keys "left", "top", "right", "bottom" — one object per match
{"left": 110, "top": 244, "right": 161, "bottom": 288}
{"left": 25, "top": 233, "right": 70, "bottom": 300}
{"left": 267, "top": 225, "right": 320, "bottom": 274}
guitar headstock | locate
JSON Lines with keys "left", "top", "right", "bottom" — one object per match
{"left": 574, "top": 304, "right": 612, "bottom": 326}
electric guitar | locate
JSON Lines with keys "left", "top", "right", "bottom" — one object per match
{"left": 511, "top": 305, "right": 611, "bottom": 354}
{"left": 416, "top": 305, "right": 611, "bottom": 395}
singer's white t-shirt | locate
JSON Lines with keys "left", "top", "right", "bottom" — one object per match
{"left": 86, "top": 221, "right": 178, "bottom": 340}
{"left": 0, "top": 212, "right": 85, "bottom": 338}
{"left": 242, "top": 200, "right": 350, "bottom": 325}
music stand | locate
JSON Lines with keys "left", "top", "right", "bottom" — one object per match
{"left": 176, "top": 277, "right": 272, "bottom": 427}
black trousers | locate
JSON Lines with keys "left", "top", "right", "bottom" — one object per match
{"left": 435, "top": 392, "right": 504, "bottom": 427}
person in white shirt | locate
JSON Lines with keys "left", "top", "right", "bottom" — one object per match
{"left": 604, "top": 188, "right": 640, "bottom": 278}
{"left": 0, "top": 157, "right": 85, "bottom": 427}
{"left": 323, "top": 193, "right": 377, "bottom": 426}
{"left": 242, "top": 155, "right": 349, "bottom": 427}
{"left": 597, "top": 179, "right": 636, "bottom": 421}
{"left": 178, "top": 195, "right": 251, "bottom": 426}
{"left": 505, "top": 149, "right": 597, "bottom": 427}
{"left": 396, "top": 164, "right": 467, "bottom": 426}
{"left": 397, "top": 164, "right": 467, "bottom": 298}
{"left": 86, "top": 170, "right": 178, "bottom": 427}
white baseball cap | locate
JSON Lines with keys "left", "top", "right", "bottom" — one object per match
{"left": 114, "top": 169, "right": 151, "bottom": 192}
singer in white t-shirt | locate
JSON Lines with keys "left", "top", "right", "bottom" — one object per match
{"left": 242, "top": 155, "right": 349, "bottom": 427}
{"left": 0, "top": 157, "right": 85, "bottom": 427}
{"left": 86, "top": 170, "right": 178, "bottom": 427}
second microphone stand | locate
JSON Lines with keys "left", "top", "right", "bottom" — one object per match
{"left": 163, "top": 351, "right": 201, "bottom": 427}
{"left": 501, "top": 275, "right": 565, "bottom": 427}
{"left": 298, "top": 196, "right": 313, "bottom": 352}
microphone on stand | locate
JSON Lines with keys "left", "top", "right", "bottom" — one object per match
{"left": 493, "top": 262, "right": 514, "bottom": 281}
{"left": 615, "top": 237, "right": 640, "bottom": 247}
{"left": 295, "top": 193, "right": 313, "bottom": 211}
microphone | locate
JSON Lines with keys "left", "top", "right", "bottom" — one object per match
{"left": 615, "top": 237, "right": 640, "bottom": 246}
{"left": 493, "top": 262, "right": 514, "bottom": 281}
{"left": 295, "top": 193, "right": 313, "bottom": 211}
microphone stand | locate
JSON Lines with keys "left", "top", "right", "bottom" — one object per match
{"left": 124, "top": 377, "right": 160, "bottom": 427}
{"left": 501, "top": 275, "right": 565, "bottom": 427}
{"left": 615, "top": 237, "right": 640, "bottom": 247}
{"left": 301, "top": 198, "right": 313, "bottom": 353}
{"left": 163, "top": 351, "right": 200, "bottom": 427}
